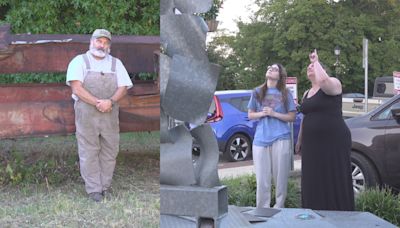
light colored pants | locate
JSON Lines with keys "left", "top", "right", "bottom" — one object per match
{"left": 253, "top": 139, "right": 290, "bottom": 208}
{"left": 75, "top": 100, "right": 119, "bottom": 194}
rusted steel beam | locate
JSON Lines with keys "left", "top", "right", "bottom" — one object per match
{"left": 0, "top": 82, "right": 160, "bottom": 139}
{"left": 0, "top": 24, "right": 160, "bottom": 74}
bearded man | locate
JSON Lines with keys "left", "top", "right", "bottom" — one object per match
{"left": 66, "top": 29, "right": 133, "bottom": 202}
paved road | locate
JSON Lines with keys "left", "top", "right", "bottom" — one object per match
{"left": 218, "top": 155, "right": 302, "bottom": 179}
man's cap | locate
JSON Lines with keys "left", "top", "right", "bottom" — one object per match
{"left": 92, "top": 29, "right": 111, "bottom": 41}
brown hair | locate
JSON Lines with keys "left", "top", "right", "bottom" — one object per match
{"left": 255, "top": 63, "right": 289, "bottom": 112}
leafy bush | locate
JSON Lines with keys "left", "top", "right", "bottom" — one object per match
{"left": 0, "top": 0, "right": 159, "bottom": 35}
{"left": 0, "top": 72, "right": 156, "bottom": 84}
{"left": 221, "top": 174, "right": 300, "bottom": 208}
{"left": 355, "top": 187, "right": 400, "bottom": 226}
{"left": 0, "top": 73, "right": 66, "bottom": 84}
{"left": 221, "top": 174, "right": 256, "bottom": 207}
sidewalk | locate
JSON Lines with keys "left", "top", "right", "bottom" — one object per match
{"left": 218, "top": 155, "right": 301, "bottom": 179}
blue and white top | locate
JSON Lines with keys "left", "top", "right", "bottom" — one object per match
{"left": 247, "top": 87, "right": 296, "bottom": 147}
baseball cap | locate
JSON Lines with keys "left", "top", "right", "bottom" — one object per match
{"left": 92, "top": 29, "right": 111, "bottom": 41}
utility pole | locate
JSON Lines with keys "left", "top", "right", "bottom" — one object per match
{"left": 362, "top": 38, "right": 368, "bottom": 112}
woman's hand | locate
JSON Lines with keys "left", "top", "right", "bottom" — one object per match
{"left": 309, "top": 49, "right": 319, "bottom": 63}
{"left": 262, "top": 106, "right": 275, "bottom": 117}
{"left": 295, "top": 141, "right": 301, "bottom": 155}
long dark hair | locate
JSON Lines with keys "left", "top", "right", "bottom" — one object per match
{"left": 255, "top": 63, "right": 289, "bottom": 112}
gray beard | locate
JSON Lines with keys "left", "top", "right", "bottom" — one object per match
{"left": 90, "top": 47, "right": 108, "bottom": 58}
{"left": 89, "top": 42, "right": 110, "bottom": 58}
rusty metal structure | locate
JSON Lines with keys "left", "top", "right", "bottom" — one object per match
{"left": 0, "top": 24, "right": 160, "bottom": 139}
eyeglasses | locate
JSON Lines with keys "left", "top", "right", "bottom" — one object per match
{"left": 267, "top": 65, "right": 280, "bottom": 72}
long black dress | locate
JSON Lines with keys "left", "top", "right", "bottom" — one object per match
{"left": 300, "top": 89, "right": 354, "bottom": 211}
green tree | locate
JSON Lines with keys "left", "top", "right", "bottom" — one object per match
{"left": 0, "top": 0, "right": 159, "bottom": 35}
{"left": 208, "top": 0, "right": 400, "bottom": 96}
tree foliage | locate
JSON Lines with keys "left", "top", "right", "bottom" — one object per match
{"left": 0, "top": 0, "right": 159, "bottom": 35}
{"left": 0, "top": 0, "right": 159, "bottom": 83}
{"left": 208, "top": 0, "right": 400, "bottom": 95}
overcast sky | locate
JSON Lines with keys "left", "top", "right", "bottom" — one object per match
{"left": 216, "top": 0, "right": 258, "bottom": 33}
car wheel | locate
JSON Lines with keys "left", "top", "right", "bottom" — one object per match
{"left": 351, "top": 152, "right": 380, "bottom": 195}
{"left": 224, "top": 134, "right": 251, "bottom": 162}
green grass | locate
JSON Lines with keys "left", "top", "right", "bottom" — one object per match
{"left": 0, "top": 132, "right": 159, "bottom": 227}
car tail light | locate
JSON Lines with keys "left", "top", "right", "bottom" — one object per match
{"left": 207, "top": 95, "right": 223, "bottom": 123}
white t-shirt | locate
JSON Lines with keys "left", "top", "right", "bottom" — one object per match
{"left": 66, "top": 51, "right": 133, "bottom": 100}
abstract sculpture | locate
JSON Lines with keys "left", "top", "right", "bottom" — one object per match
{"left": 160, "top": 0, "right": 228, "bottom": 227}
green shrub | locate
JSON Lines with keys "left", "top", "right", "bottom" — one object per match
{"left": 0, "top": 0, "right": 159, "bottom": 35}
{"left": 0, "top": 73, "right": 66, "bottom": 84}
{"left": 0, "top": 150, "right": 24, "bottom": 185}
{"left": 221, "top": 174, "right": 256, "bottom": 207}
{"left": 221, "top": 174, "right": 301, "bottom": 208}
{"left": 355, "top": 187, "right": 400, "bottom": 226}
{"left": 281, "top": 180, "right": 301, "bottom": 208}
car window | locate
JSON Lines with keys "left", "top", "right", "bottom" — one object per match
{"left": 376, "top": 82, "right": 394, "bottom": 95}
{"left": 374, "top": 99, "right": 400, "bottom": 120}
{"left": 229, "top": 96, "right": 250, "bottom": 113}
{"left": 229, "top": 98, "right": 242, "bottom": 111}
{"left": 240, "top": 97, "right": 250, "bottom": 112}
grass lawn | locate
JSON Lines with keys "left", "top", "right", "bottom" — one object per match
{"left": 0, "top": 132, "right": 160, "bottom": 227}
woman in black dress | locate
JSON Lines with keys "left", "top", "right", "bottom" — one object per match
{"left": 295, "top": 49, "right": 354, "bottom": 211}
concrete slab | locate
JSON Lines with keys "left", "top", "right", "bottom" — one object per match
{"left": 161, "top": 206, "right": 397, "bottom": 228}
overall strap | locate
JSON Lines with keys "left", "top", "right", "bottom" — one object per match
{"left": 111, "top": 57, "right": 116, "bottom": 72}
{"left": 82, "top": 54, "right": 91, "bottom": 70}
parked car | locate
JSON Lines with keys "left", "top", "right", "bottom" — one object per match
{"left": 204, "top": 90, "right": 302, "bottom": 162}
{"left": 342, "top": 92, "right": 365, "bottom": 99}
{"left": 342, "top": 77, "right": 394, "bottom": 118}
{"left": 345, "top": 94, "right": 400, "bottom": 194}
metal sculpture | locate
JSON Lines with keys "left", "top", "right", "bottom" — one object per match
{"left": 159, "top": 0, "right": 228, "bottom": 227}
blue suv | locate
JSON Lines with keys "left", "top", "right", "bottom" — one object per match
{"left": 206, "top": 90, "right": 302, "bottom": 162}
